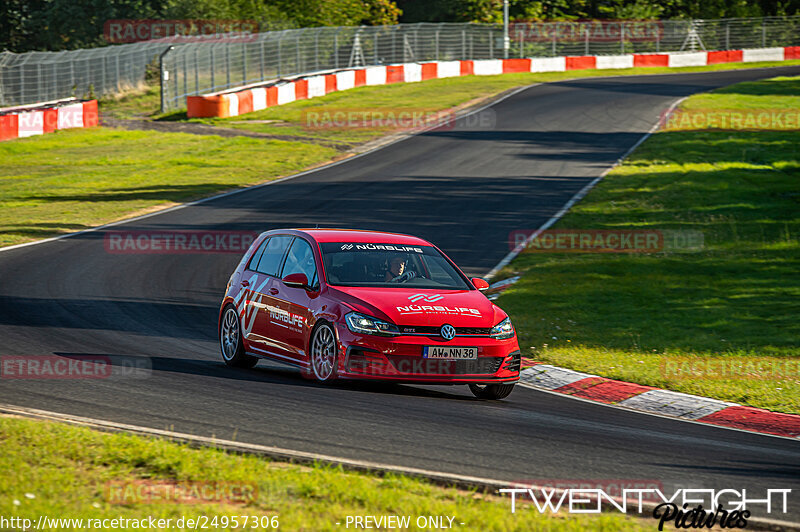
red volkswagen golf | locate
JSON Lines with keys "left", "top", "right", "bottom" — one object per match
{"left": 218, "top": 229, "right": 520, "bottom": 399}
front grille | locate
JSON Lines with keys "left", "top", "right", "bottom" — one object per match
{"left": 399, "top": 325, "right": 493, "bottom": 336}
{"left": 387, "top": 356, "right": 503, "bottom": 375}
{"left": 503, "top": 351, "right": 521, "bottom": 372}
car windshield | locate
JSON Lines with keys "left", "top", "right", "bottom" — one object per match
{"left": 320, "top": 242, "right": 471, "bottom": 289}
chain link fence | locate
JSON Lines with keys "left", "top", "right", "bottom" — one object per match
{"left": 2, "top": 16, "right": 799, "bottom": 111}
{"left": 0, "top": 42, "right": 174, "bottom": 109}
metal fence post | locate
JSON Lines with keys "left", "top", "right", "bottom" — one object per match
{"left": 469, "top": 31, "right": 473, "bottom": 59}
{"left": 211, "top": 46, "right": 215, "bottom": 90}
{"left": 585, "top": 25, "right": 589, "bottom": 55}
{"left": 657, "top": 25, "right": 661, "bottom": 52}
{"left": 725, "top": 21, "right": 730, "bottom": 49}
{"left": 392, "top": 27, "right": 397, "bottom": 62}
{"left": 462, "top": 29, "right": 466, "bottom": 59}
{"left": 225, "top": 45, "right": 231, "bottom": 88}
{"left": 334, "top": 29, "right": 340, "bottom": 69}
{"left": 435, "top": 28, "right": 440, "bottom": 60}
{"left": 242, "top": 44, "right": 247, "bottom": 84}
{"left": 159, "top": 46, "right": 174, "bottom": 113}
{"left": 297, "top": 30, "right": 302, "bottom": 73}
{"left": 315, "top": 30, "right": 320, "bottom": 71}
{"left": 194, "top": 47, "right": 199, "bottom": 94}
{"left": 620, "top": 22, "right": 625, "bottom": 53}
{"left": 762, "top": 19, "right": 766, "bottom": 47}
{"left": 278, "top": 32, "right": 284, "bottom": 77}
{"left": 260, "top": 40, "right": 265, "bottom": 80}
{"left": 374, "top": 28, "right": 378, "bottom": 64}
{"left": 552, "top": 25, "right": 557, "bottom": 56}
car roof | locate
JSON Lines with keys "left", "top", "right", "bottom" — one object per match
{"left": 267, "top": 228, "right": 432, "bottom": 246}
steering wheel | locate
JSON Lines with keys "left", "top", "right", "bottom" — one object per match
{"left": 389, "top": 271, "right": 416, "bottom": 284}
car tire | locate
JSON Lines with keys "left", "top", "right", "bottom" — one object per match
{"left": 309, "top": 322, "right": 338, "bottom": 382}
{"left": 219, "top": 305, "right": 258, "bottom": 368}
{"left": 468, "top": 383, "right": 515, "bottom": 400}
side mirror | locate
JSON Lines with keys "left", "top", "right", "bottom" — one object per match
{"left": 471, "top": 278, "right": 490, "bottom": 291}
{"left": 282, "top": 272, "right": 309, "bottom": 289}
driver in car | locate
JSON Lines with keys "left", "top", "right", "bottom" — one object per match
{"left": 385, "top": 256, "right": 416, "bottom": 283}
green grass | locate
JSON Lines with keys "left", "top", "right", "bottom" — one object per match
{"left": 496, "top": 75, "right": 800, "bottom": 414}
{"left": 0, "top": 416, "right": 650, "bottom": 531}
{"left": 0, "top": 129, "right": 337, "bottom": 247}
{"left": 100, "top": 85, "right": 163, "bottom": 119}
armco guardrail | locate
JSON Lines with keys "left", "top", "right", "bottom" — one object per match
{"left": 1, "top": 16, "right": 799, "bottom": 110}
{"left": 187, "top": 47, "right": 800, "bottom": 118}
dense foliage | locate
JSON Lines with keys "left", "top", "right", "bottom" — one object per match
{"left": 397, "top": 0, "right": 800, "bottom": 23}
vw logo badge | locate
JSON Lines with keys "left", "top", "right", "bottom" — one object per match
{"left": 440, "top": 324, "right": 456, "bottom": 341}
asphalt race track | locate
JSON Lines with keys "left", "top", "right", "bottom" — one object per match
{"left": 1, "top": 67, "right": 799, "bottom": 521}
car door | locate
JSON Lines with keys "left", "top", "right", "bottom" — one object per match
{"left": 238, "top": 237, "right": 272, "bottom": 349}
{"left": 249, "top": 235, "right": 294, "bottom": 360}
{"left": 272, "top": 237, "right": 320, "bottom": 363}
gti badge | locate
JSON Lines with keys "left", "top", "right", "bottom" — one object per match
{"left": 408, "top": 293, "right": 444, "bottom": 303}
{"left": 440, "top": 324, "right": 456, "bottom": 341}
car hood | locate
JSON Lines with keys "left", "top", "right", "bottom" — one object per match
{"left": 328, "top": 286, "right": 505, "bottom": 328}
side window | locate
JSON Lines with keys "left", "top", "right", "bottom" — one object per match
{"left": 255, "top": 236, "right": 292, "bottom": 276}
{"left": 246, "top": 238, "right": 269, "bottom": 271}
{"left": 281, "top": 238, "right": 318, "bottom": 285}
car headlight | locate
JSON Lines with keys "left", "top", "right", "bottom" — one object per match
{"left": 490, "top": 317, "right": 515, "bottom": 339}
{"left": 345, "top": 312, "right": 400, "bottom": 336}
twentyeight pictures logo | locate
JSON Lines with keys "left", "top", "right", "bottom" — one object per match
{"left": 500, "top": 484, "right": 792, "bottom": 530}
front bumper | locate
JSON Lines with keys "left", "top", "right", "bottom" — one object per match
{"left": 335, "top": 323, "right": 521, "bottom": 384}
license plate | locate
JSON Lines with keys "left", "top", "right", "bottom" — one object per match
{"left": 423, "top": 346, "right": 478, "bottom": 360}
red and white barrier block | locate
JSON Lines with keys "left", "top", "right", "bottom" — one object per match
{"left": 520, "top": 363, "right": 800, "bottom": 438}
{"left": 187, "top": 46, "right": 800, "bottom": 119}
{"left": 0, "top": 100, "right": 99, "bottom": 142}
